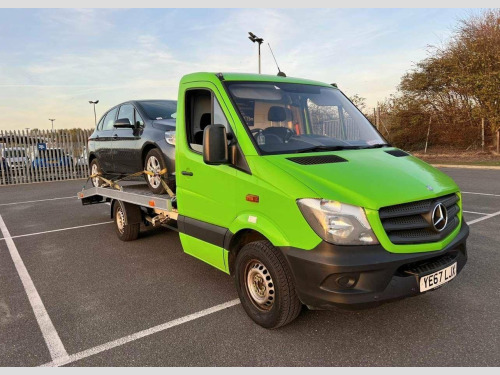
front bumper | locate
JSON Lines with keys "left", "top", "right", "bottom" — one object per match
{"left": 280, "top": 223, "right": 469, "bottom": 309}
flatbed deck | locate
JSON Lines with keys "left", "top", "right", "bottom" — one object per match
{"left": 78, "top": 183, "right": 175, "bottom": 211}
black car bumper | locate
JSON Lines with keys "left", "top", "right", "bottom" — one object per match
{"left": 280, "top": 223, "right": 469, "bottom": 309}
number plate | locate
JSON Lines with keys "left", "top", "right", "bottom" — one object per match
{"left": 419, "top": 262, "right": 457, "bottom": 292}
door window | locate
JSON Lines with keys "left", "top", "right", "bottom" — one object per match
{"left": 185, "top": 89, "right": 231, "bottom": 153}
{"left": 103, "top": 108, "right": 118, "bottom": 130}
{"left": 118, "top": 104, "right": 135, "bottom": 126}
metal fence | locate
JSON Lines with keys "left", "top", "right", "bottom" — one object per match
{"left": 0, "top": 129, "right": 92, "bottom": 185}
{"left": 312, "top": 118, "right": 361, "bottom": 140}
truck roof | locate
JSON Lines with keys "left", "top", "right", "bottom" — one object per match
{"left": 180, "top": 72, "right": 334, "bottom": 88}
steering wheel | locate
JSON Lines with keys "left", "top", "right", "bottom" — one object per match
{"left": 283, "top": 128, "right": 296, "bottom": 143}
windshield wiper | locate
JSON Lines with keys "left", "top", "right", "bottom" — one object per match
{"left": 295, "top": 145, "right": 363, "bottom": 153}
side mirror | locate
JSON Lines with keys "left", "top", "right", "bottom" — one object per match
{"left": 114, "top": 118, "right": 135, "bottom": 129}
{"left": 203, "top": 124, "right": 228, "bottom": 165}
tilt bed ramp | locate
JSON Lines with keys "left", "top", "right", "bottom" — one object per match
{"left": 78, "top": 183, "right": 178, "bottom": 241}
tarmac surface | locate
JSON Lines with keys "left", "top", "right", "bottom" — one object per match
{"left": 0, "top": 168, "right": 499, "bottom": 366}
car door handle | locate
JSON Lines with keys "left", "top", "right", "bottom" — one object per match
{"left": 181, "top": 171, "right": 193, "bottom": 176}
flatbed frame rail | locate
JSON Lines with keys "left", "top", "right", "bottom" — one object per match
{"left": 78, "top": 184, "right": 175, "bottom": 212}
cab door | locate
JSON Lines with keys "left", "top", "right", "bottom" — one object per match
{"left": 176, "top": 84, "right": 237, "bottom": 272}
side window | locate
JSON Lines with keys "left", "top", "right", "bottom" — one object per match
{"left": 185, "top": 89, "right": 233, "bottom": 153}
{"left": 96, "top": 116, "right": 105, "bottom": 131}
{"left": 103, "top": 108, "right": 118, "bottom": 130}
{"left": 185, "top": 90, "right": 211, "bottom": 152}
{"left": 135, "top": 110, "right": 144, "bottom": 127}
{"left": 118, "top": 104, "right": 134, "bottom": 126}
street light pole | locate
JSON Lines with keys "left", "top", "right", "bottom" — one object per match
{"left": 49, "top": 119, "right": 55, "bottom": 132}
{"left": 89, "top": 100, "right": 99, "bottom": 126}
{"left": 248, "top": 32, "right": 264, "bottom": 74}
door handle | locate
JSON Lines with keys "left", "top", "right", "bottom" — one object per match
{"left": 181, "top": 171, "right": 193, "bottom": 176}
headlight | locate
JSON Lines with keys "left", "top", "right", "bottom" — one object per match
{"left": 165, "top": 131, "right": 176, "bottom": 146}
{"left": 297, "top": 199, "right": 378, "bottom": 245}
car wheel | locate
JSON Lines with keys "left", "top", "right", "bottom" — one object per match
{"left": 234, "top": 240, "right": 302, "bottom": 329}
{"left": 144, "top": 149, "right": 167, "bottom": 194}
{"left": 89, "top": 159, "right": 104, "bottom": 187}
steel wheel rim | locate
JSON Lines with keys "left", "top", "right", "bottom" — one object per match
{"left": 146, "top": 156, "right": 161, "bottom": 188}
{"left": 116, "top": 206, "right": 125, "bottom": 234}
{"left": 91, "top": 164, "right": 99, "bottom": 187}
{"left": 245, "top": 259, "right": 275, "bottom": 311}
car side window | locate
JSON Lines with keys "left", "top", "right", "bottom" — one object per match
{"left": 118, "top": 104, "right": 135, "bottom": 126}
{"left": 103, "top": 108, "right": 118, "bottom": 130}
{"left": 96, "top": 116, "right": 105, "bottom": 131}
{"left": 135, "top": 110, "right": 144, "bottom": 127}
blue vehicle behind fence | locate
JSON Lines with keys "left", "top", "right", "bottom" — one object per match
{"left": 32, "top": 148, "right": 73, "bottom": 169}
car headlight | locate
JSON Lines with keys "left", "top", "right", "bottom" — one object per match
{"left": 165, "top": 131, "right": 176, "bottom": 146}
{"left": 297, "top": 199, "right": 379, "bottom": 245}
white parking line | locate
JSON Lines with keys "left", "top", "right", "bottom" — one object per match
{"left": 0, "top": 221, "right": 113, "bottom": 241}
{"left": 467, "top": 210, "right": 500, "bottom": 225}
{"left": 462, "top": 191, "right": 500, "bottom": 198}
{"left": 463, "top": 210, "right": 489, "bottom": 215}
{"left": 0, "top": 214, "right": 69, "bottom": 363}
{"left": 0, "top": 196, "right": 76, "bottom": 206}
{"left": 41, "top": 299, "right": 241, "bottom": 367}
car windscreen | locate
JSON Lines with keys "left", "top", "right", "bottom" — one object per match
{"left": 139, "top": 100, "right": 177, "bottom": 120}
{"left": 226, "top": 82, "right": 387, "bottom": 155}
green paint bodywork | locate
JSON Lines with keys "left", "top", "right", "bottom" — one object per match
{"left": 174, "top": 72, "right": 463, "bottom": 272}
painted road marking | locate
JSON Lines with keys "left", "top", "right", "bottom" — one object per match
{"left": 41, "top": 299, "right": 241, "bottom": 367}
{"left": 0, "top": 196, "right": 75, "bottom": 206}
{"left": 463, "top": 210, "right": 489, "bottom": 215}
{"left": 462, "top": 191, "right": 500, "bottom": 198}
{"left": 467, "top": 210, "right": 500, "bottom": 225}
{"left": 0, "top": 221, "right": 113, "bottom": 241}
{"left": 0, "top": 214, "right": 69, "bottom": 363}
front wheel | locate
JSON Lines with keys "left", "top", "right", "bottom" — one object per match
{"left": 144, "top": 149, "right": 167, "bottom": 194}
{"left": 234, "top": 240, "right": 302, "bottom": 329}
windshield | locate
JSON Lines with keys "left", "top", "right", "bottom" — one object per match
{"left": 226, "top": 82, "right": 386, "bottom": 154}
{"left": 139, "top": 100, "right": 177, "bottom": 120}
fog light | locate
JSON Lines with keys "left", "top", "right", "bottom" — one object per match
{"left": 336, "top": 275, "right": 357, "bottom": 288}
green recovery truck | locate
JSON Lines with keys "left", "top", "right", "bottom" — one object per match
{"left": 80, "top": 72, "right": 469, "bottom": 328}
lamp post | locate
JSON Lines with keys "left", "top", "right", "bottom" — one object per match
{"left": 248, "top": 32, "right": 264, "bottom": 74}
{"left": 49, "top": 119, "right": 55, "bottom": 132}
{"left": 89, "top": 100, "right": 99, "bottom": 126}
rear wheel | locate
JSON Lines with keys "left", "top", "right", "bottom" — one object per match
{"left": 113, "top": 202, "right": 140, "bottom": 241}
{"left": 144, "top": 149, "right": 167, "bottom": 194}
{"left": 234, "top": 240, "right": 302, "bottom": 328}
{"left": 90, "top": 159, "right": 103, "bottom": 187}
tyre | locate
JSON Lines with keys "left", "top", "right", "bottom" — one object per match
{"left": 113, "top": 202, "right": 140, "bottom": 241}
{"left": 144, "top": 148, "right": 168, "bottom": 194}
{"left": 89, "top": 158, "right": 104, "bottom": 187}
{"left": 234, "top": 240, "right": 302, "bottom": 328}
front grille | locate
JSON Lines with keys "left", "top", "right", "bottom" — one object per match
{"left": 379, "top": 193, "right": 460, "bottom": 245}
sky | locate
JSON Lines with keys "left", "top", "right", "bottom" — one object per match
{"left": 0, "top": 8, "right": 478, "bottom": 130}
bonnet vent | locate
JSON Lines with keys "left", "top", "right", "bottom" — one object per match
{"left": 287, "top": 155, "right": 347, "bottom": 165}
{"left": 385, "top": 149, "right": 409, "bottom": 157}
